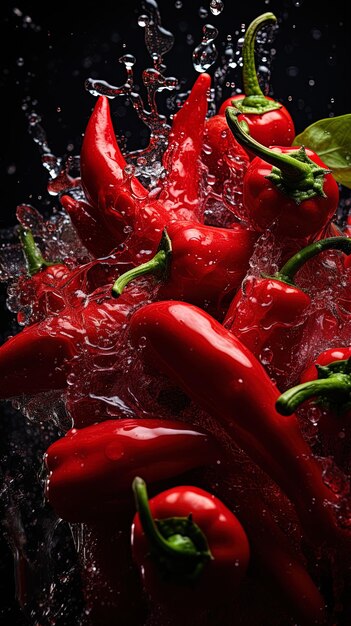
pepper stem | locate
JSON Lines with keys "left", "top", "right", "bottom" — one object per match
{"left": 276, "top": 374, "right": 351, "bottom": 416}
{"left": 18, "top": 226, "right": 54, "bottom": 276}
{"left": 226, "top": 107, "right": 314, "bottom": 183}
{"left": 112, "top": 229, "right": 172, "bottom": 297}
{"left": 275, "top": 237, "right": 351, "bottom": 284}
{"left": 132, "top": 477, "right": 212, "bottom": 583}
{"left": 242, "top": 13, "right": 277, "bottom": 98}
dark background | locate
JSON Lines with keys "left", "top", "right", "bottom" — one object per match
{"left": 0, "top": 0, "right": 350, "bottom": 623}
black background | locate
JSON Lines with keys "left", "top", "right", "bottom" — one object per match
{"left": 0, "top": 0, "right": 350, "bottom": 623}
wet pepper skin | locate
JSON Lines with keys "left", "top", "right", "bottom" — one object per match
{"left": 44, "top": 418, "right": 220, "bottom": 522}
{"left": 129, "top": 300, "right": 350, "bottom": 551}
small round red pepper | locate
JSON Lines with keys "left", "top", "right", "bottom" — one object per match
{"left": 224, "top": 236, "right": 351, "bottom": 388}
{"left": 225, "top": 107, "right": 339, "bottom": 239}
{"left": 218, "top": 13, "right": 295, "bottom": 148}
{"left": 131, "top": 477, "right": 250, "bottom": 625}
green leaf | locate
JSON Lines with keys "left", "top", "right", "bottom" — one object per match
{"left": 293, "top": 114, "right": 351, "bottom": 189}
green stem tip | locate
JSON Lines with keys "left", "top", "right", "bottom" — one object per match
{"left": 276, "top": 360, "right": 351, "bottom": 416}
{"left": 112, "top": 228, "right": 172, "bottom": 297}
{"left": 132, "top": 477, "right": 212, "bottom": 584}
{"left": 18, "top": 226, "right": 54, "bottom": 276}
{"left": 274, "top": 236, "right": 351, "bottom": 285}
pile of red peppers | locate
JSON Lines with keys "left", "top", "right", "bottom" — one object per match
{"left": 2, "top": 12, "right": 351, "bottom": 626}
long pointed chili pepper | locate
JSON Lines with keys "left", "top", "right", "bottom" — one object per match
{"left": 224, "top": 236, "right": 351, "bottom": 388}
{"left": 276, "top": 347, "right": 351, "bottom": 471}
{"left": 160, "top": 72, "right": 211, "bottom": 221}
{"left": 17, "top": 226, "right": 70, "bottom": 322}
{"left": 44, "top": 418, "right": 220, "bottom": 522}
{"left": 0, "top": 283, "right": 148, "bottom": 402}
{"left": 219, "top": 13, "right": 295, "bottom": 148}
{"left": 131, "top": 477, "right": 250, "bottom": 626}
{"left": 225, "top": 107, "right": 339, "bottom": 239}
{"left": 112, "top": 222, "right": 258, "bottom": 318}
{"left": 80, "top": 96, "right": 169, "bottom": 253}
{"left": 129, "top": 300, "right": 350, "bottom": 550}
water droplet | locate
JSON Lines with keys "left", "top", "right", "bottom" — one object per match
{"left": 16, "top": 57, "right": 24, "bottom": 67}
{"left": 210, "top": 0, "right": 224, "bottom": 16}
{"left": 199, "top": 6, "right": 208, "bottom": 18}
{"left": 138, "top": 14, "right": 149, "bottom": 28}
{"left": 175, "top": 0, "right": 182, "bottom": 8}
{"left": 192, "top": 24, "right": 218, "bottom": 72}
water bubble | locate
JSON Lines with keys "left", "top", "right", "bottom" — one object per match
{"left": 209, "top": 0, "right": 224, "bottom": 16}
{"left": 199, "top": 6, "right": 208, "bottom": 18}
{"left": 192, "top": 24, "right": 218, "bottom": 72}
{"left": 175, "top": 0, "right": 182, "bottom": 7}
{"left": 138, "top": 14, "right": 149, "bottom": 28}
{"left": 16, "top": 57, "right": 24, "bottom": 67}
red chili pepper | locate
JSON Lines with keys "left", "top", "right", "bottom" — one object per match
{"left": 202, "top": 114, "right": 250, "bottom": 197}
{"left": 223, "top": 237, "right": 351, "bottom": 388}
{"left": 44, "top": 418, "right": 220, "bottom": 522}
{"left": 210, "top": 458, "right": 327, "bottom": 626}
{"left": 111, "top": 222, "right": 258, "bottom": 318}
{"left": 80, "top": 96, "right": 168, "bottom": 256}
{"left": 131, "top": 477, "right": 250, "bottom": 625}
{"left": 129, "top": 300, "right": 349, "bottom": 550}
{"left": 218, "top": 13, "right": 295, "bottom": 149}
{"left": 60, "top": 194, "right": 118, "bottom": 258}
{"left": 16, "top": 226, "right": 70, "bottom": 323}
{"left": 276, "top": 347, "right": 351, "bottom": 472}
{"left": 225, "top": 108, "right": 339, "bottom": 240}
{"left": 160, "top": 72, "right": 211, "bottom": 221}
{"left": 0, "top": 284, "right": 147, "bottom": 401}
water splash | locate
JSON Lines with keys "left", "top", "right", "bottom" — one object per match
{"left": 192, "top": 23, "right": 219, "bottom": 72}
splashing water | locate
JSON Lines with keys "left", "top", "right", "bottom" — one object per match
{"left": 192, "top": 23, "right": 219, "bottom": 72}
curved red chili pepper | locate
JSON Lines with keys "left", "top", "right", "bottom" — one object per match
{"left": 277, "top": 347, "right": 351, "bottom": 472}
{"left": 160, "top": 72, "right": 211, "bottom": 221}
{"left": 0, "top": 284, "right": 148, "bottom": 400}
{"left": 129, "top": 300, "right": 350, "bottom": 550}
{"left": 131, "top": 477, "right": 250, "bottom": 625}
{"left": 218, "top": 13, "right": 295, "bottom": 149}
{"left": 224, "top": 237, "right": 351, "bottom": 388}
{"left": 44, "top": 418, "right": 220, "bottom": 522}
{"left": 112, "top": 222, "right": 258, "bottom": 318}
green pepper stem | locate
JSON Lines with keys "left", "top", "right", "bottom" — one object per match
{"left": 112, "top": 229, "right": 172, "bottom": 297}
{"left": 276, "top": 375, "right": 351, "bottom": 416}
{"left": 132, "top": 477, "right": 199, "bottom": 559}
{"left": 276, "top": 237, "right": 351, "bottom": 284}
{"left": 242, "top": 12, "right": 277, "bottom": 98}
{"left": 18, "top": 226, "right": 52, "bottom": 276}
{"left": 226, "top": 107, "right": 312, "bottom": 183}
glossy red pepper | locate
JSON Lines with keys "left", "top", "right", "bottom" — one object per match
{"left": 225, "top": 108, "right": 339, "bottom": 239}
{"left": 112, "top": 222, "right": 258, "bottom": 318}
{"left": 276, "top": 347, "right": 351, "bottom": 472}
{"left": 131, "top": 477, "right": 250, "bottom": 626}
{"left": 80, "top": 96, "right": 168, "bottom": 257}
{"left": 129, "top": 300, "right": 350, "bottom": 550}
{"left": 224, "top": 237, "right": 351, "bottom": 388}
{"left": 202, "top": 114, "right": 250, "bottom": 197}
{"left": 218, "top": 13, "right": 295, "bottom": 149}
{"left": 16, "top": 226, "right": 70, "bottom": 323}
{"left": 160, "top": 72, "right": 211, "bottom": 221}
{"left": 0, "top": 283, "right": 147, "bottom": 401}
{"left": 210, "top": 457, "right": 327, "bottom": 626}
{"left": 44, "top": 418, "right": 220, "bottom": 522}
{"left": 60, "top": 194, "right": 118, "bottom": 258}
